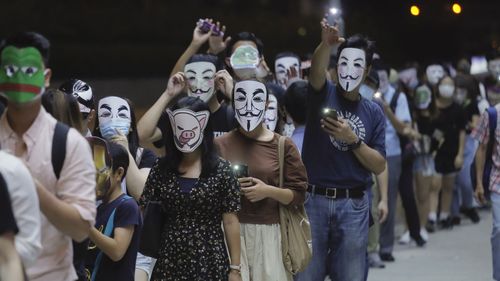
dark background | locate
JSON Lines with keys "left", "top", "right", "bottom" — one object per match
{"left": 0, "top": 0, "right": 498, "bottom": 80}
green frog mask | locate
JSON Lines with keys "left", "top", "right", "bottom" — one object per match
{"left": 0, "top": 46, "right": 45, "bottom": 103}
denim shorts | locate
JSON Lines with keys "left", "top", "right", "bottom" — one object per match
{"left": 413, "top": 154, "right": 435, "bottom": 176}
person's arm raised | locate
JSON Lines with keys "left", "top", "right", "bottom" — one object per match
{"left": 137, "top": 73, "right": 187, "bottom": 145}
{"left": 208, "top": 21, "right": 232, "bottom": 55}
{"left": 170, "top": 21, "right": 213, "bottom": 77}
{"left": 310, "top": 17, "right": 345, "bottom": 91}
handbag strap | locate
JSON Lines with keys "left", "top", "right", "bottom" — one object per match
{"left": 91, "top": 195, "right": 132, "bottom": 281}
{"left": 278, "top": 136, "right": 286, "bottom": 188}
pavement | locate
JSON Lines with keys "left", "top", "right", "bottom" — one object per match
{"left": 367, "top": 211, "right": 494, "bottom": 281}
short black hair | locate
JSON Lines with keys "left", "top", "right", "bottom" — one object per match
{"left": 225, "top": 31, "right": 263, "bottom": 58}
{"left": 0, "top": 32, "right": 50, "bottom": 66}
{"left": 160, "top": 96, "right": 219, "bottom": 178}
{"left": 372, "top": 59, "right": 390, "bottom": 76}
{"left": 284, "top": 80, "right": 308, "bottom": 125}
{"left": 108, "top": 142, "right": 129, "bottom": 181}
{"left": 336, "top": 34, "right": 375, "bottom": 68}
{"left": 186, "top": 54, "right": 222, "bottom": 71}
{"left": 366, "top": 69, "right": 380, "bottom": 89}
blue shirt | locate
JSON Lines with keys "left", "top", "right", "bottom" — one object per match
{"left": 383, "top": 86, "right": 412, "bottom": 157}
{"left": 291, "top": 125, "right": 305, "bottom": 155}
{"left": 86, "top": 194, "right": 142, "bottom": 281}
{"left": 302, "top": 81, "right": 386, "bottom": 189}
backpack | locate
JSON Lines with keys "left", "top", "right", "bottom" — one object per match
{"left": 52, "top": 122, "right": 70, "bottom": 180}
{"left": 471, "top": 107, "right": 497, "bottom": 198}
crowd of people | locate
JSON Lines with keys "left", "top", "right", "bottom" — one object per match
{"left": 0, "top": 16, "right": 500, "bottom": 281}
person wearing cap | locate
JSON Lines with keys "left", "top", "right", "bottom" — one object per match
{"left": 59, "top": 79, "right": 95, "bottom": 136}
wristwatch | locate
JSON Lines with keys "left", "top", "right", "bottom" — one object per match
{"left": 348, "top": 137, "right": 362, "bottom": 151}
{"left": 230, "top": 264, "right": 242, "bottom": 273}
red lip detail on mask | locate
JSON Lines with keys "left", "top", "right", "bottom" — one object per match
{"left": 0, "top": 83, "right": 42, "bottom": 94}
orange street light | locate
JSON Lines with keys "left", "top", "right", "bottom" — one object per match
{"left": 410, "top": 5, "right": 420, "bottom": 16}
{"left": 452, "top": 3, "right": 462, "bottom": 14}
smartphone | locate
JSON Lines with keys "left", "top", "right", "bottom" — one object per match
{"left": 231, "top": 164, "right": 249, "bottom": 178}
{"left": 321, "top": 107, "right": 338, "bottom": 121}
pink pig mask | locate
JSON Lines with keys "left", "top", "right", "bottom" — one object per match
{"left": 167, "top": 109, "right": 210, "bottom": 153}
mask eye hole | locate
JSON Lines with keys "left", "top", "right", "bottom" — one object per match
{"left": 177, "top": 126, "right": 184, "bottom": 130}
{"left": 100, "top": 111, "right": 111, "bottom": 118}
{"left": 4, "top": 65, "right": 19, "bottom": 77}
{"left": 21, "top": 66, "right": 38, "bottom": 77}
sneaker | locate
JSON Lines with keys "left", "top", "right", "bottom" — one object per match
{"left": 380, "top": 253, "right": 395, "bottom": 262}
{"left": 398, "top": 231, "right": 410, "bottom": 245}
{"left": 413, "top": 235, "right": 426, "bottom": 247}
{"left": 426, "top": 220, "right": 436, "bottom": 233}
{"left": 420, "top": 229, "right": 429, "bottom": 242}
{"left": 368, "top": 253, "right": 386, "bottom": 268}
{"left": 461, "top": 208, "right": 480, "bottom": 223}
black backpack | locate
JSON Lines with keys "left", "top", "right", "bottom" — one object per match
{"left": 52, "top": 122, "right": 70, "bottom": 179}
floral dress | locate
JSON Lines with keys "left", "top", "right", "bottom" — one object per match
{"left": 139, "top": 158, "right": 240, "bottom": 281}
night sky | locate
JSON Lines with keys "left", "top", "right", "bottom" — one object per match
{"left": 0, "top": 0, "right": 498, "bottom": 79}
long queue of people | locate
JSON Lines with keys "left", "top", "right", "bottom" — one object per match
{"left": 1, "top": 16, "right": 500, "bottom": 281}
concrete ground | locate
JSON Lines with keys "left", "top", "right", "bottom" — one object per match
{"left": 368, "top": 211, "right": 494, "bottom": 281}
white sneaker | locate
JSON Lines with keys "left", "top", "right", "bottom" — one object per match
{"left": 420, "top": 229, "right": 429, "bottom": 242}
{"left": 398, "top": 231, "right": 410, "bottom": 245}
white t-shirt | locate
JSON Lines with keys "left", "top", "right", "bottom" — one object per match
{"left": 0, "top": 150, "right": 41, "bottom": 266}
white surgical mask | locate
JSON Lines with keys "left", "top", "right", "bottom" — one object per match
{"left": 98, "top": 96, "right": 131, "bottom": 139}
{"left": 184, "top": 61, "right": 216, "bottom": 102}
{"left": 337, "top": 48, "right": 366, "bottom": 93}
{"left": 438, "top": 84, "right": 455, "bottom": 98}
{"left": 167, "top": 109, "right": 209, "bottom": 153}
{"left": 234, "top": 80, "right": 267, "bottom": 132}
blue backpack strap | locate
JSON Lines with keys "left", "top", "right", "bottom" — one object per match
{"left": 487, "top": 107, "right": 497, "bottom": 139}
{"left": 91, "top": 195, "right": 132, "bottom": 281}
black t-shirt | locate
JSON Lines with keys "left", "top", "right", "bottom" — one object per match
{"left": 85, "top": 194, "right": 142, "bottom": 281}
{"left": 434, "top": 102, "right": 466, "bottom": 159}
{"left": 153, "top": 103, "right": 237, "bottom": 148}
{"left": 0, "top": 172, "right": 18, "bottom": 236}
{"left": 136, "top": 148, "right": 156, "bottom": 169}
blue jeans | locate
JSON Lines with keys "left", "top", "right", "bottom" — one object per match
{"left": 492, "top": 192, "right": 500, "bottom": 280}
{"left": 295, "top": 191, "right": 370, "bottom": 281}
{"left": 452, "top": 135, "right": 478, "bottom": 216}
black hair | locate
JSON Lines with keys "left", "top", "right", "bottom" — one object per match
{"left": 0, "top": 32, "right": 50, "bottom": 66}
{"left": 455, "top": 73, "right": 480, "bottom": 100}
{"left": 225, "top": 31, "right": 263, "bottom": 58}
{"left": 366, "top": 69, "right": 380, "bottom": 89}
{"left": 186, "top": 54, "right": 222, "bottom": 71}
{"left": 336, "top": 34, "right": 375, "bottom": 68}
{"left": 284, "top": 80, "right": 308, "bottom": 125}
{"left": 59, "top": 79, "right": 96, "bottom": 111}
{"left": 274, "top": 52, "right": 301, "bottom": 69}
{"left": 108, "top": 142, "right": 130, "bottom": 181}
{"left": 92, "top": 97, "right": 141, "bottom": 160}
{"left": 160, "top": 96, "right": 219, "bottom": 178}
{"left": 372, "top": 59, "right": 390, "bottom": 76}
{"left": 265, "top": 82, "right": 285, "bottom": 106}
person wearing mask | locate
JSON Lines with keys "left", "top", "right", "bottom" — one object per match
{"left": 139, "top": 91, "right": 242, "bottom": 280}
{"left": 85, "top": 142, "right": 142, "bottom": 281}
{"left": 295, "top": 18, "right": 386, "bottom": 281}
{"left": 0, "top": 31, "right": 96, "bottom": 281}
{"left": 224, "top": 31, "right": 270, "bottom": 81}
{"left": 451, "top": 74, "right": 481, "bottom": 224}
{"left": 59, "top": 78, "right": 96, "bottom": 136}
{"left": 216, "top": 79, "right": 307, "bottom": 281}
{"left": 430, "top": 76, "right": 466, "bottom": 229}
{"left": 373, "top": 60, "right": 424, "bottom": 260}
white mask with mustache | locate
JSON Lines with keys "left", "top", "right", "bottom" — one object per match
{"left": 337, "top": 48, "right": 366, "bottom": 93}
{"left": 264, "top": 94, "right": 278, "bottom": 131}
{"left": 234, "top": 80, "right": 267, "bottom": 132}
{"left": 167, "top": 108, "right": 209, "bottom": 153}
{"left": 184, "top": 61, "right": 216, "bottom": 102}
{"left": 275, "top": 56, "right": 301, "bottom": 89}
{"left": 426, "top": 64, "right": 445, "bottom": 86}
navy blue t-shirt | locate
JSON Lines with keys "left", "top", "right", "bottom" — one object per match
{"left": 85, "top": 194, "right": 142, "bottom": 281}
{"left": 302, "top": 81, "right": 386, "bottom": 189}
